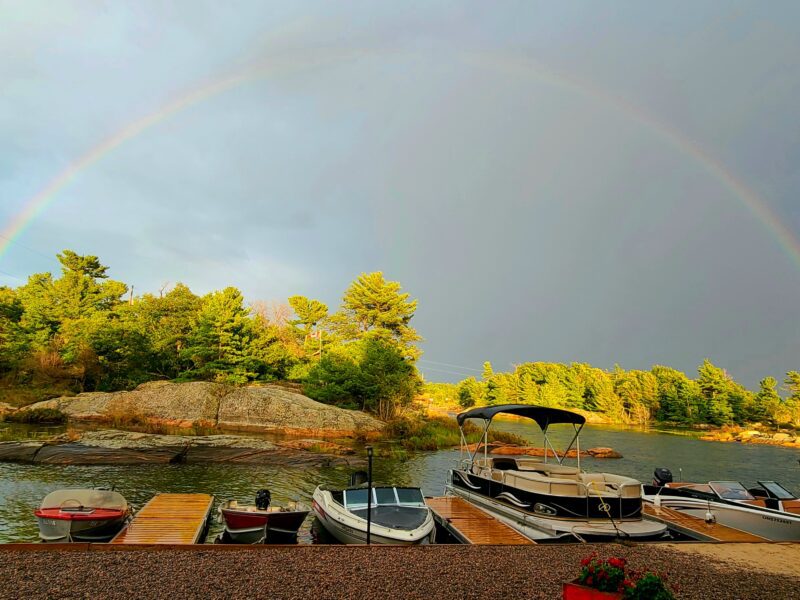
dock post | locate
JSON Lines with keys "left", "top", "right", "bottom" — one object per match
{"left": 366, "top": 445, "right": 373, "bottom": 545}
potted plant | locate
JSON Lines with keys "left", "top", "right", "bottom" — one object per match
{"left": 563, "top": 554, "right": 675, "bottom": 600}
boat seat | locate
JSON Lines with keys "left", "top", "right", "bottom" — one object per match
{"left": 503, "top": 471, "right": 583, "bottom": 497}
{"left": 492, "top": 458, "right": 519, "bottom": 471}
{"left": 581, "top": 473, "right": 641, "bottom": 498}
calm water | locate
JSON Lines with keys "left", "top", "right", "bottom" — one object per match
{"left": 1, "top": 419, "right": 798, "bottom": 543}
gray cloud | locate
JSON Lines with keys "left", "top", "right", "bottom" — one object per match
{"left": 1, "top": 1, "right": 799, "bottom": 387}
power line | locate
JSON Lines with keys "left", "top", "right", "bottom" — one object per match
{"left": 419, "top": 359, "right": 483, "bottom": 373}
{"left": 418, "top": 365, "right": 476, "bottom": 379}
{"left": 0, "top": 267, "right": 25, "bottom": 281}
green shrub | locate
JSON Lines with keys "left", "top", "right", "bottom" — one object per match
{"left": 383, "top": 415, "right": 525, "bottom": 451}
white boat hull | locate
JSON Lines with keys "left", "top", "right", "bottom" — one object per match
{"left": 643, "top": 494, "right": 800, "bottom": 541}
{"left": 448, "top": 484, "right": 666, "bottom": 541}
{"left": 312, "top": 487, "right": 435, "bottom": 545}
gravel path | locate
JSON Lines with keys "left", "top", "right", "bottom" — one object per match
{"left": 0, "top": 544, "right": 798, "bottom": 599}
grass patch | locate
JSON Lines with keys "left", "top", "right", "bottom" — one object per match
{"left": 4, "top": 407, "right": 67, "bottom": 424}
{"left": 383, "top": 414, "right": 526, "bottom": 452}
{"left": 101, "top": 405, "right": 220, "bottom": 436}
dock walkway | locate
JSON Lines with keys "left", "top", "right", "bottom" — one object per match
{"left": 111, "top": 493, "right": 214, "bottom": 545}
{"left": 643, "top": 503, "right": 768, "bottom": 542}
{"left": 426, "top": 496, "right": 534, "bottom": 545}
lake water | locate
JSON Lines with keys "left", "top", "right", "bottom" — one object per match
{"left": 1, "top": 419, "right": 798, "bottom": 544}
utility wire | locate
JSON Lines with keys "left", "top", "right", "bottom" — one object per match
{"left": 418, "top": 365, "right": 477, "bottom": 379}
{"left": 0, "top": 267, "right": 25, "bottom": 281}
{"left": 0, "top": 233, "right": 61, "bottom": 272}
{"left": 419, "top": 359, "right": 483, "bottom": 374}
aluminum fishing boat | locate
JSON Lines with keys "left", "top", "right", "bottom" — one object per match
{"left": 217, "top": 489, "right": 309, "bottom": 544}
{"left": 312, "top": 484, "right": 435, "bottom": 545}
{"left": 642, "top": 468, "right": 800, "bottom": 541}
{"left": 35, "top": 488, "right": 131, "bottom": 543}
{"left": 446, "top": 404, "right": 667, "bottom": 541}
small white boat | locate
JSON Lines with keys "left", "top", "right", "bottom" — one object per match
{"left": 35, "top": 489, "right": 131, "bottom": 543}
{"left": 312, "top": 485, "right": 435, "bottom": 545}
{"left": 642, "top": 469, "right": 800, "bottom": 541}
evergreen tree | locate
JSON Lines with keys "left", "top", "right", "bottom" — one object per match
{"left": 182, "top": 287, "right": 260, "bottom": 383}
{"left": 751, "top": 376, "right": 781, "bottom": 425}
{"left": 331, "top": 272, "right": 421, "bottom": 359}
{"left": 697, "top": 359, "right": 734, "bottom": 425}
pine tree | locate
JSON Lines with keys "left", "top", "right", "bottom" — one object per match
{"left": 182, "top": 287, "right": 260, "bottom": 383}
{"left": 331, "top": 272, "right": 421, "bottom": 359}
{"left": 697, "top": 359, "right": 734, "bottom": 425}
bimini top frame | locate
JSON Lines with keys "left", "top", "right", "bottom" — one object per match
{"left": 456, "top": 404, "right": 587, "bottom": 469}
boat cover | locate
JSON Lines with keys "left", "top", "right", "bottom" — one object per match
{"left": 350, "top": 506, "right": 429, "bottom": 531}
{"left": 39, "top": 489, "right": 128, "bottom": 511}
{"left": 456, "top": 404, "right": 586, "bottom": 429}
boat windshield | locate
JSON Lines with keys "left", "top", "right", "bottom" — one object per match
{"left": 709, "top": 481, "right": 754, "bottom": 500}
{"left": 758, "top": 481, "right": 795, "bottom": 500}
{"left": 343, "top": 487, "right": 425, "bottom": 509}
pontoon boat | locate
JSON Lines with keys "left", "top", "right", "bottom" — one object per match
{"left": 447, "top": 404, "right": 667, "bottom": 541}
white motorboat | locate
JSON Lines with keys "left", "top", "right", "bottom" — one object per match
{"left": 446, "top": 404, "right": 667, "bottom": 541}
{"left": 643, "top": 468, "right": 800, "bottom": 541}
{"left": 35, "top": 488, "right": 131, "bottom": 542}
{"left": 312, "top": 484, "right": 435, "bottom": 545}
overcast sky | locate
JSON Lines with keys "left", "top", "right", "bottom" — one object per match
{"left": 1, "top": 1, "right": 799, "bottom": 388}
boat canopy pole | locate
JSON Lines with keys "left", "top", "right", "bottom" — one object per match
{"left": 463, "top": 419, "right": 491, "bottom": 464}
{"left": 542, "top": 422, "right": 584, "bottom": 466}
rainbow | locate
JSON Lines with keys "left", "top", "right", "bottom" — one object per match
{"left": 461, "top": 50, "right": 800, "bottom": 267}
{"left": 2, "top": 46, "right": 797, "bottom": 269}
{"left": 0, "top": 47, "right": 367, "bottom": 261}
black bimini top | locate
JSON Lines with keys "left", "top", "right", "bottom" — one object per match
{"left": 456, "top": 404, "right": 586, "bottom": 430}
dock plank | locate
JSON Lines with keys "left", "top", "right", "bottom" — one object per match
{"left": 111, "top": 493, "right": 214, "bottom": 545}
{"left": 643, "top": 503, "right": 768, "bottom": 542}
{"left": 426, "top": 496, "right": 534, "bottom": 545}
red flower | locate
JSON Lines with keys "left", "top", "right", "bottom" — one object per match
{"left": 623, "top": 579, "right": 633, "bottom": 588}
{"left": 609, "top": 557, "right": 626, "bottom": 568}
{"left": 586, "top": 576, "right": 593, "bottom": 586}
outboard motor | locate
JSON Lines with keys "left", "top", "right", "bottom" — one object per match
{"left": 349, "top": 470, "right": 369, "bottom": 487}
{"left": 255, "top": 489, "right": 271, "bottom": 510}
{"left": 652, "top": 467, "right": 673, "bottom": 487}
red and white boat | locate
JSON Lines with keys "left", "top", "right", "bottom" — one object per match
{"left": 218, "top": 490, "right": 309, "bottom": 544}
{"left": 35, "top": 489, "right": 131, "bottom": 543}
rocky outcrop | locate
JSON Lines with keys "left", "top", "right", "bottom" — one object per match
{"left": 699, "top": 426, "right": 800, "bottom": 448}
{"left": 0, "top": 402, "right": 15, "bottom": 418}
{"left": 15, "top": 381, "right": 383, "bottom": 437}
{"left": 216, "top": 386, "right": 380, "bottom": 436}
{"left": 0, "top": 429, "right": 363, "bottom": 467}
{"left": 463, "top": 442, "right": 622, "bottom": 459}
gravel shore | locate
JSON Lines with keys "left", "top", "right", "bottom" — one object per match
{"left": 1, "top": 544, "right": 798, "bottom": 599}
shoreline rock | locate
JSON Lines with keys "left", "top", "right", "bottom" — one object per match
{"left": 699, "top": 425, "right": 800, "bottom": 448}
{"left": 12, "top": 381, "right": 383, "bottom": 438}
{"left": 463, "top": 442, "right": 623, "bottom": 459}
{"left": 0, "top": 429, "right": 363, "bottom": 467}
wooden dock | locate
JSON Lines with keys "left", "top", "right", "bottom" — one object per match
{"left": 111, "top": 493, "right": 214, "bottom": 545}
{"left": 426, "top": 496, "right": 534, "bottom": 545}
{"left": 643, "top": 503, "right": 768, "bottom": 542}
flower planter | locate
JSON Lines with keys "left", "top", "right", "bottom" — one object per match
{"left": 563, "top": 581, "right": 623, "bottom": 600}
